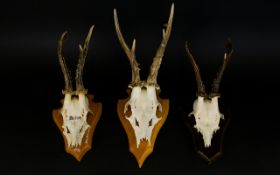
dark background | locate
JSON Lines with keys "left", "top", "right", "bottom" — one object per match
{"left": 0, "top": 0, "right": 279, "bottom": 174}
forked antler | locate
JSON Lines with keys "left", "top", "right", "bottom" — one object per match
{"left": 114, "top": 10, "right": 141, "bottom": 87}
{"left": 114, "top": 4, "right": 174, "bottom": 88}
{"left": 76, "top": 25, "right": 94, "bottom": 92}
{"left": 186, "top": 39, "right": 233, "bottom": 97}
{"left": 185, "top": 42, "right": 206, "bottom": 97}
{"left": 210, "top": 39, "right": 233, "bottom": 96}
{"left": 58, "top": 31, "right": 73, "bottom": 93}
{"left": 147, "top": 4, "right": 174, "bottom": 86}
{"left": 58, "top": 26, "right": 94, "bottom": 94}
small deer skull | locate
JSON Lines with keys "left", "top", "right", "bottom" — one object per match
{"left": 61, "top": 93, "right": 90, "bottom": 147}
{"left": 57, "top": 26, "right": 94, "bottom": 148}
{"left": 114, "top": 4, "right": 174, "bottom": 148}
{"left": 186, "top": 40, "right": 233, "bottom": 147}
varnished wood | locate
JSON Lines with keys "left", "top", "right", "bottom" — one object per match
{"left": 52, "top": 94, "right": 102, "bottom": 161}
{"left": 117, "top": 90, "right": 169, "bottom": 168}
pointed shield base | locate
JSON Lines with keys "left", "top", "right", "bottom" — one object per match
{"left": 117, "top": 90, "right": 169, "bottom": 168}
{"left": 184, "top": 109, "right": 230, "bottom": 164}
{"left": 52, "top": 94, "right": 102, "bottom": 161}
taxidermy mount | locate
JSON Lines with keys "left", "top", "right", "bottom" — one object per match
{"left": 52, "top": 26, "right": 102, "bottom": 161}
{"left": 185, "top": 40, "right": 233, "bottom": 163}
{"left": 114, "top": 3, "right": 174, "bottom": 168}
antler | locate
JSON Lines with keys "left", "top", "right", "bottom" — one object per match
{"left": 185, "top": 42, "right": 207, "bottom": 97}
{"left": 114, "top": 9, "right": 141, "bottom": 87}
{"left": 210, "top": 39, "right": 233, "bottom": 96}
{"left": 147, "top": 3, "right": 174, "bottom": 86}
{"left": 58, "top": 31, "right": 73, "bottom": 94}
{"left": 75, "top": 25, "right": 94, "bottom": 93}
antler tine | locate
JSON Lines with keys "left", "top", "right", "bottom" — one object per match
{"left": 58, "top": 31, "right": 73, "bottom": 94}
{"left": 185, "top": 42, "right": 206, "bottom": 97}
{"left": 114, "top": 9, "right": 141, "bottom": 87}
{"left": 75, "top": 25, "right": 94, "bottom": 93}
{"left": 210, "top": 39, "right": 234, "bottom": 96}
{"left": 147, "top": 3, "right": 174, "bottom": 86}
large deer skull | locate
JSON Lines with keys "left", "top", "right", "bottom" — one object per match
{"left": 114, "top": 4, "right": 174, "bottom": 149}
{"left": 58, "top": 26, "right": 93, "bottom": 148}
{"left": 114, "top": 4, "right": 173, "bottom": 166}
{"left": 186, "top": 40, "right": 233, "bottom": 147}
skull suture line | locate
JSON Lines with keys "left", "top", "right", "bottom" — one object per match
{"left": 114, "top": 4, "right": 174, "bottom": 148}
{"left": 57, "top": 26, "right": 94, "bottom": 148}
{"left": 186, "top": 40, "right": 233, "bottom": 147}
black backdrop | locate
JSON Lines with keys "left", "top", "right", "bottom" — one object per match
{"left": 0, "top": 0, "right": 279, "bottom": 174}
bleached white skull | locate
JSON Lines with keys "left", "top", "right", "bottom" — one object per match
{"left": 124, "top": 85, "right": 162, "bottom": 147}
{"left": 114, "top": 4, "right": 174, "bottom": 149}
{"left": 56, "top": 26, "right": 94, "bottom": 148}
{"left": 61, "top": 93, "right": 91, "bottom": 147}
{"left": 189, "top": 96, "right": 224, "bottom": 147}
{"left": 185, "top": 40, "right": 233, "bottom": 148}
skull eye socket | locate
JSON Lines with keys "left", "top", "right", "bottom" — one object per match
{"left": 69, "top": 116, "right": 74, "bottom": 120}
{"left": 135, "top": 118, "right": 139, "bottom": 127}
{"left": 149, "top": 119, "right": 153, "bottom": 126}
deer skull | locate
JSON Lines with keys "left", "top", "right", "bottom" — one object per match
{"left": 186, "top": 41, "right": 233, "bottom": 147}
{"left": 114, "top": 4, "right": 174, "bottom": 147}
{"left": 57, "top": 26, "right": 94, "bottom": 148}
{"left": 61, "top": 93, "right": 90, "bottom": 147}
{"left": 124, "top": 85, "right": 162, "bottom": 147}
{"left": 189, "top": 96, "right": 224, "bottom": 147}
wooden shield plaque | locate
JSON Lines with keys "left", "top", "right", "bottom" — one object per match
{"left": 52, "top": 94, "right": 102, "bottom": 161}
{"left": 117, "top": 90, "right": 169, "bottom": 167}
